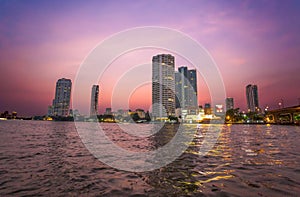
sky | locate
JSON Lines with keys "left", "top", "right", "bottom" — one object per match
{"left": 0, "top": 0, "right": 300, "bottom": 116}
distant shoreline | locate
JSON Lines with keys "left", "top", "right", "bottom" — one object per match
{"left": 1, "top": 118, "right": 299, "bottom": 126}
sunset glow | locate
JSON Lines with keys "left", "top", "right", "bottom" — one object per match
{"left": 0, "top": 1, "right": 299, "bottom": 116}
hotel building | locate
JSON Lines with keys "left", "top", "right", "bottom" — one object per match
{"left": 246, "top": 84, "right": 259, "bottom": 112}
{"left": 90, "top": 85, "right": 99, "bottom": 116}
{"left": 52, "top": 78, "right": 72, "bottom": 116}
{"left": 152, "top": 54, "right": 175, "bottom": 120}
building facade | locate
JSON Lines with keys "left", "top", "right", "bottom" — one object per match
{"left": 175, "top": 66, "right": 198, "bottom": 109}
{"left": 246, "top": 84, "right": 259, "bottom": 112}
{"left": 225, "top": 97, "right": 234, "bottom": 111}
{"left": 90, "top": 85, "right": 99, "bottom": 116}
{"left": 105, "top": 108, "right": 112, "bottom": 115}
{"left": 204, "top": 103, "right": 212, "bottom": 115}
{"left": 215, "top": 104, "right": 224, "bottom": 116}
{"left": 188, "top": 69, "right": 198, "bottom": 107}
{"left": 152, "top": 54, "right": 175, "bottom": 120}
{"left": 52, "top": 78, "right": 72, "bottom": 116}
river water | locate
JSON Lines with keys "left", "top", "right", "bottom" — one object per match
{"left": 0, "top": 120, "right": 299, "bottom": 196}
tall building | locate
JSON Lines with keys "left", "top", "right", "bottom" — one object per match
{"left": 90, "top": 85, "right": 99, "bottom": 116}
{"left": 215, "top": 104, "right": 224, "bottom": 116}
{"left": 52, "top": 78, "right": 72, "bottom": 116}
{"left": 225, "top": 97, "right": 234, "bottom": 111}
{"left": 105, "top": 108, "right": 112, "bottom": 115}
{"left": 175, "top": 66, "right": 198, "bottom": 109}
{"left": 152, "top": 54, "right": 175, "bottom": 119}
{"left": 47, "top": 105, "right": 54, "bottom": 116}
{"left": 246, "top": 84, "right": 259, "bottom": 112}
{"left": 175, "top": 67, "right": 187, "bottom": 109}
{"left": 188, "top": 69, "right": 198, "bottom": 107}
{"left": 204, "top": 103, "right": 212, "bottom": 115}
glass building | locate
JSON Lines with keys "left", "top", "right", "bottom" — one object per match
{"left": 175, "top": 66, "right": 198, "bottom": 109}
{"left": 246, "top": 84, "right": 259, "bottom": 112}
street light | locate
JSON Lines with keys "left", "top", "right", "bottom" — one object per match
{"left": 278, "top": 99, "right": 284, "bottom": 109}
{"left": 264, "top": 106, "right": 269, "bottom": 112}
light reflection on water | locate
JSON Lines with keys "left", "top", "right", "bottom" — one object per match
{"left": 0, "top": 121, "right": 299, "bottom": 196}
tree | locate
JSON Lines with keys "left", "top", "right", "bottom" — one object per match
{"left": 131, "top": 113, "right": 140, "bottom": 122}
{"left": 225, "top": 108, "right": 242, "bottom": 123}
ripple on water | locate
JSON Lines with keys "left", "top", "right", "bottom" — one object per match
{"left": 0, "top": 121, "right": 299, "bottom": 196}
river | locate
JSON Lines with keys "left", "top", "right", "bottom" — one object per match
{"left": 0, "top": 120, "right": 299, "bottom": 196}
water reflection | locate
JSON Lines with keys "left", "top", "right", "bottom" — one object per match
{"left": 143, "top": 124, "right": 299, "bottom": 196}
{"left": 0, "top": 121, "right": 299, "bottom": 196}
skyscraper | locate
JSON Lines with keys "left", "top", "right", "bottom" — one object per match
{"left": 225, "top": 97, "right": 234, "bottom": 111}
{"left": 175, "top": 66, "right": 198, "bottom": 109}
{"left": 188, "top": 69, "right": 198, "bottom": 107}
{"left": 52, "top": 78, "right": 72, "bottom": 116}
{"left": 90, "top": 85, "right": 99, "bottom": 116}
{"left": 175, "top": 67, "right": 188, "bottom": 109}
{"left": 204, "top": 103, "right": 212, "bottom": 115}
{"left": 152, "top": 54, "right": 175, "bottom": 119}
{"left": 246, "top": 84, "right": 259, "bottom": 112}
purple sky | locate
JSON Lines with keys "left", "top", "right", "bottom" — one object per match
{"left": 0, "top": 0, "right": 300, "bottom": 116}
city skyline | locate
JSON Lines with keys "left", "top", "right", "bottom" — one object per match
{"left": 2, "top": 52, "right": 299, "bottom": 117}
{"left": 0, "top": 1, "right": 300, "bottom": 116}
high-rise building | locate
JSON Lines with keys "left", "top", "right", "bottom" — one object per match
{"left": 152, "top": 54, "right": 175, "bottom": 119}
{"left": 225, "top": 97, "right": 234, "bottom": 111}
{"left": 204, "top": 103, "right": 212, "bottom": 115}
{"left": 90, "top": 85, "right": 99, "bottom": 116}
{"left": 175, "top": 66, "right": 198, "bottom": 109}
{"left": 47, "top": 105, "right": 54, "bottom": 116}
{"left": 188, "top": 69, "right": 198, "bottom": 107}
{"left": 215, "top": 104, "right": 224, "bottom": 115}
{"left": 52, "top": 78, "right": 72, "bottom": 116}
{"left": 175, "top": 67, "right": 187, "bottom": 109}
{"left": 246, "top": 84, "right": 259, "bottom": 112}
{"left": 105, "top": 108, "right": 112, "bottom": 115}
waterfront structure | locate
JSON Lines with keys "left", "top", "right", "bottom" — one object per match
{"left": 204, "top": 103, "right": 212, "bottom": 115}
{"left": 0, "top": 111, "right": 17, "bottom": 119}
{"left": 152, "top": 54, "right": 175, "bottom": 120}
{"left": 51, "top": 78, "right": 72, "bottom": 116}
{"left": 175, "top": 66, "right": 198, "bottom": 109}
{"left": 70, "top": 109, "right": 80, "bottom": 117}
{"left": 116, "top": 109, "right": 130, "bottom": 117}
{"left": 215, "top": 104, "right": 224, "bottom": 116}
{"left": 135, "top": 109, "right": 146, "bottom": 119}
{"left": 265, "top": 105, "right": 300, "bottom": 125}
{"left": 246, "top": 84, "right": 259, "bottom": 112}
{"left": 225, "top": 97, "right": 234, "bottom": 111}
{"left": 105, "top": 108, "right": 112, "bottom": 115}
{"left": 47, "top": 105, "right": 54, "bottom": 116}
{"left": 90, "top": 85, "right": 99, "bottom": 116}
{"left": 175, "top": 108, "right": 182, "bottom": 118}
